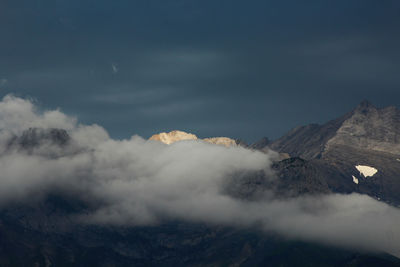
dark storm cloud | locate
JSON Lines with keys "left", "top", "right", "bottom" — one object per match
{"left": 0, "top": 95, "right": 400, "bottom": 257}
{"left": 1, "top": 0, "right": 400, "bottom": 141}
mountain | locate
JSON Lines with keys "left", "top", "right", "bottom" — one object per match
{"left": 265, "top": 101, "right": 400, "bottom": 205}
{"left": 250, "top": 137, "right": 270, "bottom": 150}
{"left": 0, "top": 194, "right": 399, "bottom": 267}
{"left": 8, "top": 128, "right": 70, "bottom": 150}
{"left": 1, "top": 210, "right": 399, "bottom": 266}
{"left": 203, "top": 137, "right": 238, "bottom": 147}
{"left": 149, "top": 130, "right": 198, "bottom": 144}
{"left": 0, "top": 103, "right": 400, "bottom": 266}
{"left": 269, "top": 100, "right": 400, "bottom": 159}
{"left": 149, "top": 130, "right": 239, "bottom": 147}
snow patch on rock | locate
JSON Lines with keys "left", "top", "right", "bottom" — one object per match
{"left": 355, "top": 165, "right": 378, "bottom": 178}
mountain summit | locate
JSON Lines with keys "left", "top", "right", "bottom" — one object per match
{"left": 269, "top": 101, "right": 400, "bottom": 159}
{"left": 326, "top": 102, "right": 400, "bottom": 155}
{"left": 263, "top": 101, "right": 400, "bottom": 206}
{"left": 149, "top": 130, "right": 238, "bottom": 147}
{"left": 149, "top": 130, "right": 197, "bottom": 144}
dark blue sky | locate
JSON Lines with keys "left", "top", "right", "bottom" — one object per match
{"left": 1, "top": 0, "right": 400, "bottom": 142}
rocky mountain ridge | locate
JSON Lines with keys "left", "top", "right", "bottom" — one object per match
{"left": 263, "top": 101, "right": 400, "bottom": 206}
{"left": 325, "top": 101, "right": 400, "bottom": 156}
{"left": 269, "top": 100, "right": 400, "bottom": 159}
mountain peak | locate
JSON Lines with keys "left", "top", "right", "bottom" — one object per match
{"left": 358, "top": 99, "right": 373, "bottom": 107}
{"left": 355, "top": 100, "right": 377, "bottom": 114}
{"left": 270, "top": 100, "right": 400, "bottom": 159}
{"left": 149, "top": 130, "right": 238, "bottom": 147}
{"left": 203, "top": 137, "right": 237, "bottom": 147}
{"left": 251, "top": 137, "right": 270, "bottom": 150}
{"left": 10, "top": 128, "right": 70, "bottom": 149}
{"left": 149, "top": 130, "right": 198, "bottom": 145}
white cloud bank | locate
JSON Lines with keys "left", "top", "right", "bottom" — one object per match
{"left": 0, "top": 94, "right": 399, "bottom": 257}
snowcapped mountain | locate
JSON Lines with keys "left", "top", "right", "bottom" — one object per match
{"left": 149, "top": 130, "right": 239, "bottom": 147}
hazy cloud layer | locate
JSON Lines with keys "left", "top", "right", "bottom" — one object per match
{"left": 0, "top": 95, "right": 400, "bottom": 257}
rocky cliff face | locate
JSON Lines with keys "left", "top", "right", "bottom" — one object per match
{"left": 325, "top": 101, "right": 400, "bottom": 155}
{"left": 268, "top": 115, "right": 350, "bottom": 160}
{"left": 270, "top": 101, "right": 400, "bottom": 159}
{"left": 266, "top": 101, "right": 400, "bottom": 206}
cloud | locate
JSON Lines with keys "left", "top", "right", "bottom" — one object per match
{"left": 112, "top": 63, "right": 118, "bottom": 74}
{"left": 0, "top": 94, "right": 400, "bottom": 257}
{"left": 90, "top": 87, "right": 177, "bottom": 105}
{"left": 0, "top": 95, "right": 77, "bottom": 134}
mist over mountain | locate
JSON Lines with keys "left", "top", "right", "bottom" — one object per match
{"left": 2, "top": 0, "right": 400, "bottom": 265}
{"left": 0, "top": 95, "right": 399, "bottom": 266}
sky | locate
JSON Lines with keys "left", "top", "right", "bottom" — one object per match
{"left": 1, "top": 0, "right": 400, "bottom": 142}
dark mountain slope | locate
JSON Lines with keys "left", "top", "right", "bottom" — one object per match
{"left": 260, "top": 101, "right": 400, "bottom": 206}
{"left": 0, "top": 199, "right": 399, "bottom": 267}
{"left": 269, "top": 114, "right": 349, "bottom": 160}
